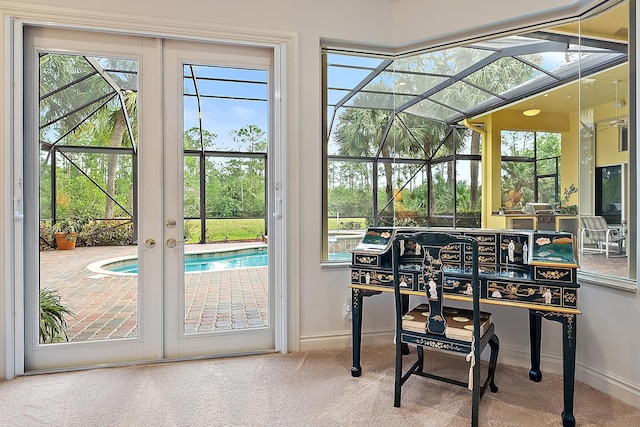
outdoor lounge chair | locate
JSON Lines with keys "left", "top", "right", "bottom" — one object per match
{"left": 579, "top": 215, "right": 625, "bottom": 257}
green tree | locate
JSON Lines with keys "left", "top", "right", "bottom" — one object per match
{"left": 203, "top": 125, "right": 266, "bottom": 220}
{"left": 330, "top": 47, "right": 543, "bottom": 225}
{"left": 39, "top": 53, "right": 138, "bottom": 220}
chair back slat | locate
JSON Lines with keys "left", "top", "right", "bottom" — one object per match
{"left": 580, "top": 216, "right": 609, "bottom": 240}
{"left": 392, "top": 232, "right": 480, "bottom": 339}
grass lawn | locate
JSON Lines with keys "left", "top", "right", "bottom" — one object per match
{"left": 183, "top": 217, "right": 366, "bottom": 243}
{"left": 185, "top": 218, "right": 266, "bottom": 243}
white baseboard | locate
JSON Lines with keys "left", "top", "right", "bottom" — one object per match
{"left": 299, "top": 330, "right": 640, "bottom": 410}
{"left": 575, "top": 360, "right": 640, "bottom": 409}
{"left": 498, "top": 344, "right": 640, "bottom": 409}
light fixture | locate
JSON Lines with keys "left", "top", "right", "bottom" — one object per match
{"left": 523, "top": 108, "right": 541, "bottom": 117}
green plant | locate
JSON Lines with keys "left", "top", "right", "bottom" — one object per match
{"left": 558, "top": 184, "right": 578, "bottom": 214}
{"left": 39, "top": 288, "right": 74, "bottom": 343}
{"left": 81, "top": 220, "right": 134, "bottom": 246}
{"left": 52, "top": 217, "right": 90, "bottom": 241}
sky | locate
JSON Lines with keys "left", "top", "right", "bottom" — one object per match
{"left": 183, "top": 65, "right": 269, "bottom": 151}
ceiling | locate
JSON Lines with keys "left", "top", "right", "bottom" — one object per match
{"left": 326, "top": 0, "right": 629, "bottom": 132}
{"left": 496, "top": 1, "right": 629, "bottom": 121}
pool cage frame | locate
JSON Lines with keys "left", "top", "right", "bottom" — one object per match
{"left": 39, "top": 53, "right": 269, "bottom": 247}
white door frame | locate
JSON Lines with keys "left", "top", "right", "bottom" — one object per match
{"left": 2, "top": 10, "right": 296, "bottom": 377}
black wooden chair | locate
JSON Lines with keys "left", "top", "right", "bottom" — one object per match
{"left": 392, "top": 232, "right": 499, "bottom": 427}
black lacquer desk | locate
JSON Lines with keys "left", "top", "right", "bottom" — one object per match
{"left": 348, "top": 227, "right": 581, "bottom": 427}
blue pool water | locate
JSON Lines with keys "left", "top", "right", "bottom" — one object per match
{"left": 104, "top": 248, "right": 268, "bottom": 274}
{"left": 101, "top": 248, "right": 352, "bottom": 274}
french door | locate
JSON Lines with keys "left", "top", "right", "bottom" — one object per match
{"left": 162, "top": 40, "right": 275, "bottom": 358}
{"left": 22, "top": 27, "right": 278, "bottom": 372}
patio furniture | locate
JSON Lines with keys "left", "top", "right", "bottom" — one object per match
{"left": 579, "top": 215, "right": 625, "bottom": 257}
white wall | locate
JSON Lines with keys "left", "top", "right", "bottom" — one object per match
{"left": 390, "top": 0, "right": 587, "bottom": 47}
{"left": 2, "top": 0, "right": 640, "bottom": 411}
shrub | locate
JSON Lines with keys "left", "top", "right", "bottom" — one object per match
{"left": 39, "top": 288, "right": 74, "bottom": 343}
{"left": 81, "top": 220, "right": 134, "bottom": 246}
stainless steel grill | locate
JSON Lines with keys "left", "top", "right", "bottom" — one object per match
{"left": 523, "top": 203, "right": 556, "bottom": 231}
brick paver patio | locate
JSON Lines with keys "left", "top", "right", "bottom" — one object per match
{"left": 40, "top": 243, "right": 268, "bottom": 342}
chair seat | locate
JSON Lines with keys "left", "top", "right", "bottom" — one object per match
{"left": 403, "top": 304, "right": 493, "bottom": 342}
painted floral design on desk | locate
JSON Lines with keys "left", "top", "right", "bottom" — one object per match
{"left": 532, "top": 233, "right": 577, "bottom": 266}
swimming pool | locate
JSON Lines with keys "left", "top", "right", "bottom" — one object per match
{"left": 89, "top": 245, "right": 353, "bottom": 275}
{"left": 91, "top": 246, "right": 268, "bottom": 275}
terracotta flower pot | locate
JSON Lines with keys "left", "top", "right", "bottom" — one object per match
{"left": 54, "top": 232, "right": 78, "bottom": 250}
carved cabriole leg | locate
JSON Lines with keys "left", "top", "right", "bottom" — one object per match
{"left": 488, "top": 334, "right": 499, "bottom": 393}
{"left": 350, "top": 288, "right": 382, "bottom": 377}
{"left": 528, "top": 310, "right": 543, "bottom": 382}
{"left": 532, "top": 310, "right": 578, "bottom": 427}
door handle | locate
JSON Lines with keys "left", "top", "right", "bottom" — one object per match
{"left": 166, "top": 237, "right": 186, "bottom": 248}
{"left": 144, "top": 238, "right": 156, "bottom": 248}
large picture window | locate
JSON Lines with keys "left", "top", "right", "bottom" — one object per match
{"left": 322, "top": 1, "right": 634, "bottom": 286}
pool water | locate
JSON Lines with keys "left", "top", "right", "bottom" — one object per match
{"left": 104, "top": 248, "right": 268, "bottom": 274}
{"left": 99, "top": 247, "right": 353, "bottom": 274}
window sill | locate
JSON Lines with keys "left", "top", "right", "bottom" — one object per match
{"left": 320, "top": 260, "right": 350, "bottom": 268}
{"left": 577, "top": 271, "right": 637, "bottom": 292}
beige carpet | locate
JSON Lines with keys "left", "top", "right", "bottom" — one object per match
{"left": 0, "top": 345, "right": 638, "bottom": 426}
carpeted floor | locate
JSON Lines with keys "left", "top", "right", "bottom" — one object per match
{"left": 0, "top": 345, "right": 638, "bottom": 426}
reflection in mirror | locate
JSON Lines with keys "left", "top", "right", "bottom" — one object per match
{"left": 322, "top": 0, "right": 633, "bottom": 286}
{"left": 575, "top": 1, "right": 632, "bottom": 281}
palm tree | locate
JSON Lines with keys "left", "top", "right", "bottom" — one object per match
{"left": 39, "top": 53, "right": 138, "bottom": 220}
{"left": 105, "top": 88, "right": 137, "bottom": 218}
{"left": 333, "top": 104, "right": 392, "bottom": 218}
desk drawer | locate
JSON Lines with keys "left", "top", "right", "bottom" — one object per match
{"left": 351, "top": 268, "right": 394, "bottom": 288}
{"left": 352, "top": 253, "right": 382, "bottom": 267}
{"left": 486, "top": 280, "right": 578, "bottom": 309}
{"left": 351, "top": 268, "right": 420, "bottom": 291}
{"left": 534, "top": 266, "right": 576, "bottom": 284}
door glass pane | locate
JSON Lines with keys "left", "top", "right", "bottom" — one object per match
{"left": 39, "top": 53, "right": 139, "bottom": 343}
{"left": 181, "top": 64, "right": 269, "bottom": 334}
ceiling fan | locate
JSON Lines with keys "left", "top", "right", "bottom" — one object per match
{"left": 597, "top": 80, "right": 628, "bottom": 131}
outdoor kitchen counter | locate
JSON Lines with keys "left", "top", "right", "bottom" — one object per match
{"left": 488, "top": 213, "right": 578, "bottom": 234}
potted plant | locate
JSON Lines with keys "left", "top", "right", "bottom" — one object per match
{"left": 52, "top": 217, "right": 89, "bottom": 250}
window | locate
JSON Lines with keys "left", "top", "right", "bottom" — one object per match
{"left": 322, "top": 0, "right": 634, "bottom": 287}
{"left": 500, "top": 131, "right": 561, "bottom": 210}
{"left": 323, "top": 68, "right": 484, "bottom": 260}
